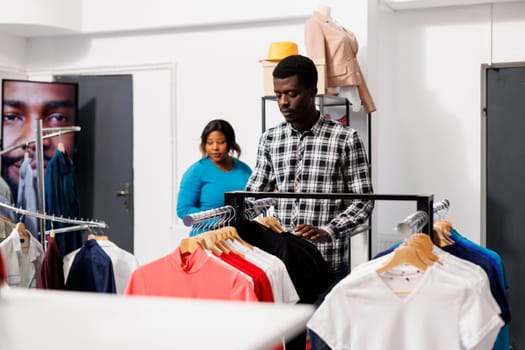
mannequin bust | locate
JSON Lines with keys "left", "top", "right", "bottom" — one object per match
{"left": 306, "top": 4, "right": 372, "bottom": 112}
{"left": 315, "top": 5, "right": 362, "bottom": 111}
{"left": 317, "top": 4, "right": 332, "bottom": 18}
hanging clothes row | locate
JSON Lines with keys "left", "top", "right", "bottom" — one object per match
{"left": 126, "top": 208, "right": 300, "bottom": 304}
{"left": 307, "top": 200, "right": 510, "bottom": 350}
{"left": 0, "top": 201, "right": 106, "bottom": 289}
{"left": 222, "top": 191, "right": 436, "bottom": 350}
{"left": 0, "top": 188, "right": 138, "bottom": 296}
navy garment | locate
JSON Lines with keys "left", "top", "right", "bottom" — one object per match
{"left": 65, "top": 239, "right": 116, "bottom": 293}
{"left": 44, "top": 149, "right": 82, "bottom": 256}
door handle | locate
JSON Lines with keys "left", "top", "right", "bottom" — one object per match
{"left": 116, "top": 183, "right": 131, "bottom": 210}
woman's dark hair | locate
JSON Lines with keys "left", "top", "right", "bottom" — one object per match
{"left": 199, "top": 119, "right": 242, "bottom": 158}
{"left": 273, "top": 54, "right": 318, "bottom": 89}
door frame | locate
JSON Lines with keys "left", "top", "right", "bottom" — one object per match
{"left": 27, "top": 62, "right": 178, "bottom": 263}
{"left": 480, "top": 61, "right": 525, "bottom": 246}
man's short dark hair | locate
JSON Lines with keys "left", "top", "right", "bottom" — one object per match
{"left": 272, "top": 55, "right": 318, "bottom": 89}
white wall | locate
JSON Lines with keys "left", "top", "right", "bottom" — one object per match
{"left": 20, "top": 0, "right": 371, "bottom": 264}
{"left": 374, "top": 2, "right": 525, "bottom": 245}
{"left": 1, "top": 0, "right": 524, "bottom": 263}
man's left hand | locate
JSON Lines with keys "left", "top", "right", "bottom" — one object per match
{"left": 294, "top": 224, "right": 332, "bottom": 243}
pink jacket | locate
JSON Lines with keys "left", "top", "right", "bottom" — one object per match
{"left": 305, "top": 11, "right": 376, "bottom": 113}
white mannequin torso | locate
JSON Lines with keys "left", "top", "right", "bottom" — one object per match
{"left": 317, "top": 4, "right": 331, "bottom": 18}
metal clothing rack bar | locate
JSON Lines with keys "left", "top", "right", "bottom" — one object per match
{"left": 243, "top": 197, "right": 278, "bottom": 220}
{"left": 0, "top": 126, "right": 81, "bottom": 156}
{"left": 35, "top": 120, "right": 46, "bottom": 245}
{"left": 433, "top": 198, "right": 450, "bottom": 217}
{"left": 0, "top": 202, "right": 107, "bottom": 228}
{"left": 244, "top": 197, "right": 277, "bottom": 211}
{"left": 45, "top": 224, "right": 90, "bottom": 236}
{"left": 396, "top": 198, "right": 451, "bottom": 235}
{"left": 182, "top": 205, "right": 235, "bottom": 227}
{"left": 225, "top": 191, "right": 435, "bottom": 235}
{"left": 395, "top": 211, "right": 429, "bottom": 235}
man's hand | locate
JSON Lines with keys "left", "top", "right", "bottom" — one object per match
{"left": 294, "top": 224, "right": 332, "bottom": 243}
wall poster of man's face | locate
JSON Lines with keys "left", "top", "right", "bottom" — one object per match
{"left": 1, "top": 79, "right": 78, "bottom": 197}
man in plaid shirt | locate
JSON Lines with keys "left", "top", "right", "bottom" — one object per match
{"left": 246, "top": 54, "right": 373, "bottom": 276}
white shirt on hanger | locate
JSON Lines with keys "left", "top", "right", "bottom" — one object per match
{"left": 0, "top": 228, "right": 44, "bottom": 288}
{"left": 307, "top": 263, "right": 503, "bottom": 350}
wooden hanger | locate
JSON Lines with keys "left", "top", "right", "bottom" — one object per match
{"left": 16, "top": 222, "right": 31, "bottom": 239}
{"left": 406, "top": 233, "right": 442, "bottom": 265}
{"left": 220, "top": 226, "right": 254, "bottom": 250}
{"left": 57, "top": 142, "right": 65, "bottom": 154}
{"left": 256, "top": 216, "right": 285, "bottom": 233}
{"left": 87, "top": 233, "right": 109, "bottom": 241}
{"left": 432, "top": 220, "right": 455, "bottom": 247}
{"left": 15, "top": 222, "right": 31, "bottom": 249}
{"left": 195, "top": 235, "right": 222, "bottom": 255}
{"left": 376, "top": 244, "right": 429, "bottom": 274}
{"left": 201, "top": 228, "right": 236, "bottom": 254}
{"left": 179, "top": 238, "right": 199, "bottom": 254}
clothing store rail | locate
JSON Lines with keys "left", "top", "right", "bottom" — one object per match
{"left": 395, "top": 198, "right": 450, "bottom": 235}
{"left": 243, "top": 197, "right": 278, "bottom": 220}
{"left": 0, "top": 126, "right": 81, "bottom": 156}
{"left": 0, "top": 201, "right": 107, "bottom": 229}
{"left": 433, "top": 198, "right": 450, "bottom": 216}
{"left": 183, "top": 205, "right": 235, "bottom": 227}
{"left": 224, "top": 191, "right": 435, "bottom": 235}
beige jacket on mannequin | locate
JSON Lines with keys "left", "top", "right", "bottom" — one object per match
{"left": 304, "top": 10, "right": 376, "bottom": 113}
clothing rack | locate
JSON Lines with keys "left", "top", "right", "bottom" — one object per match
{"left": 395, "top": 198, "right": 450, "bottom": 235}
{"left": 225, "top": 191, "right": 435, "bottom": 262}
{"left": 0, "top": 122, "right": 105, "bottom": 249}
{"left": 225, "top": 191, "right": 434, "bottom": 231}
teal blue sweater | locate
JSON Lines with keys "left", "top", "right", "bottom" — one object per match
{"left": 177, "top": 157, "right": 252, "bottom": 234}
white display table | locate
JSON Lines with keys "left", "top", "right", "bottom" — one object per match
{"left": 0, "top": 287, "right": 313, "bottom": 350}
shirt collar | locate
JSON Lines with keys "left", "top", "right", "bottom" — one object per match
{"left": 286, "top": 112, "right": 325, "bottom": 137}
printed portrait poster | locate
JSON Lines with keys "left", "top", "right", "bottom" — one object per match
{"left": 1, "top": 79, "right": 79, "bottom": 238}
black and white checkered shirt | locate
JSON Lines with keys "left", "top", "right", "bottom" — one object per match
{"left": 246, "top": 114, "right": 373, "bottom": 270}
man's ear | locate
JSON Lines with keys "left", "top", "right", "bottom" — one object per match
{"left": 310, "top": 86, "right": 318, "bottom": 98}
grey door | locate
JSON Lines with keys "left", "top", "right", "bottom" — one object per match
{"left": 486, "top": 66, "right": 525, "bottom": 348}
{"left": 55, "top": 74, "right": 134, "bottom": 253}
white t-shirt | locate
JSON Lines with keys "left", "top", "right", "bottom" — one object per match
{"left": 307, "top": 264, "right": 503, "bottom": 350}
{"left": 227, "top": 240, "right": 299, "bottom": 304}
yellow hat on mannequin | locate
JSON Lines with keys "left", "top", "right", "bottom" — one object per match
{"left": 259, "top": 41, "right": 299, "bottom": 62}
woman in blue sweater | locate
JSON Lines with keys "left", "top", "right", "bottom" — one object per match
{"left": 177, "top": 119, "right": 252, "bottom": 236}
